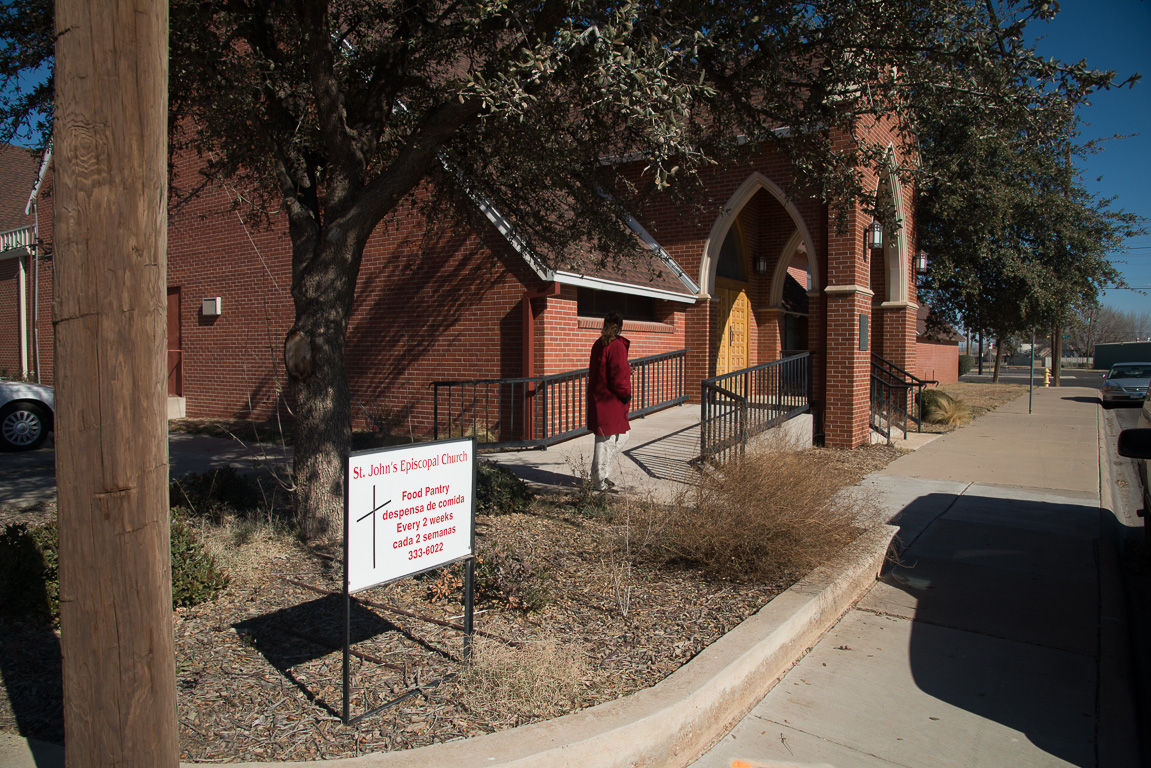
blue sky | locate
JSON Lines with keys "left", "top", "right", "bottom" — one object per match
{"left": 1032, "top": 0, "right": 1151, "bottom": 314}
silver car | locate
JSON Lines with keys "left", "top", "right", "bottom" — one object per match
{"left": 0, "top": 381, "right": 55, "bottom": 451}
{"left": 1100, "top": 362, "right": 1151, "bottom": 408}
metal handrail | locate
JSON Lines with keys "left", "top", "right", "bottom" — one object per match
{"left": 433, "top": 349, "right": 688, "bottom": 449}
{"left": 700, "top": 353, "right": 811, "bottom": 466}
{"left": 870, "top": 353, "right": 936, "bottom": 440}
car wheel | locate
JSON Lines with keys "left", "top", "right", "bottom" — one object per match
{"left": 0, "top": 401, "right": 50, "bottom": 451}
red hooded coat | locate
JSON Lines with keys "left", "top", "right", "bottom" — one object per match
{"left": 587, "top": 335, "right": 631, "bottom": 436}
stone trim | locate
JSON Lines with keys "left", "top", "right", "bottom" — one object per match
{"left": 824, "top": 284, "right": 875, "bottom": 298}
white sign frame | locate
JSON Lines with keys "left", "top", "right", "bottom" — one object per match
{"left": 343, "top": 436, "right": 476, "bottom": 595}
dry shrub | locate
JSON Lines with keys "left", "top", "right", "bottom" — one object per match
{"left": 461, "top": 638, "right": 587, "bottom": 725}
{"left": 667, "top": 446, "right": 863, "bottom": 581}
{"left": 924, "top": 391, "right": 971, "bottom": 426}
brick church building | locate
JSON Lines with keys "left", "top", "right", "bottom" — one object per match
{"left": 1, "top": 115, "right": 921, "bottom": 452}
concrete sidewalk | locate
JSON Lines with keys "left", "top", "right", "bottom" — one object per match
{"left": 689, "top": 386, "right": 1142, "bottom": 768}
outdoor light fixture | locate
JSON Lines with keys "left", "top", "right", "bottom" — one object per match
{"left": 867, "top": 220, "right": 884, "bottom": 250}
{"left": 755, "top": 252, "right": 770, "bottom": 275}
{"left": 914, "top": 251, "right": 929, "bottom": 275}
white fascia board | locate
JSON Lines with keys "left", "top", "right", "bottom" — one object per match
{"left": 553, "top": 271, "right": 697, "bottom": 304}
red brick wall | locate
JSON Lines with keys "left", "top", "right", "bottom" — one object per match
{"left": 33, "top": 153, "right": 690, "bottom": 437}
{"left": 0, "top": 202, "right": 55, "bottom": 384}
{"left": 917, "top": 341, "right": 959, "bottom": 384}
{"left": 0, "top": 256, "right": 23, "bottom": 377}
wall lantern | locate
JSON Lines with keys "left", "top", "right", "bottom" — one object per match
{"left": 202, "top": 297, "right": 223, "bottom": 317}
{"left": 914, "top": 251, "right": 929, "bottom": 275}
{"left": 755, "top": 253, "right": 770, "bottom": 275}
{"left": 867, "top": 220, "right": 884, "bottom": 251}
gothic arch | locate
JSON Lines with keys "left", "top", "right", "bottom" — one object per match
{"left": 699, "top": 173, "right": 820, "bottom": 297}
{"left": 876, "top": 148, "right": 912, "bottom": 307}
{"left": 769, "top": 230, "right": 809, "bottom": 308}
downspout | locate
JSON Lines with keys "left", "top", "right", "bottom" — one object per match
{"left": 27, "top": 141, "right": 51, "bottom": 385}
{"left": 15, "top": 249, "right": 27, "bottom": 377}
{"left": 521, "top": 282, "right": 561, "bottom": 441}
{"left": 818, "top": 203, "right": 829, "bottom": 446}
{"left": 31, "top": 204, "right": 40, "bottom": 383}
{"left": 521, "top": 282, "right": 562, "bottom": 378}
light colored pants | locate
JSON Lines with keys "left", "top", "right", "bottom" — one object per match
{"left": 591, "top": 431, "right": 629, "bottom": 490}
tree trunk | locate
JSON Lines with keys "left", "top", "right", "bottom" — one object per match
{"left": 992, "top": 339, "right": 1002, "bottom": 383}
{"left": 286, "top": 231, "right": 362, "bottom": 542}
{"left": 53, "top": 0, "right": 177, "bottom": 764}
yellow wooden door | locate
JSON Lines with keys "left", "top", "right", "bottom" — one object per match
{"left": 716, "top": 287, "right": 749, "bottom": 377}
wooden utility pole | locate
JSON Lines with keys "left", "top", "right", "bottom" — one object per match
{"left": 53, "top": 0, "right": 176, "bottom": 765}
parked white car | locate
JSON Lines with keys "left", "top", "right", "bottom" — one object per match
{"left": 0, "top": 381, "right": 54, "bottom": 451}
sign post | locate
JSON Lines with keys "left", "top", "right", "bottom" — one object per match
{"left": 342, "top": 436, "right": 477, "bottom": 723}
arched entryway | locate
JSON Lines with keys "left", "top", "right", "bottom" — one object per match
{"left": 700, "top": 173, "right": 820, "bottom": 376}
{"left": 714, "top": 222, "right": 751, "bottom": 376}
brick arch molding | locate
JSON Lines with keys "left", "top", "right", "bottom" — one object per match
{"left": 699, "top": 172, "right": 820, "bottom": 297}
{"left": 876, "top": 147, "right": 912, "bottom": 308}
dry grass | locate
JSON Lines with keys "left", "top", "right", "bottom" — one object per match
{"left": 461, "top": 638, "right": 588, "bottom": 725}
{"left": 917, "top": 381, "right": 1026, "bottom": 433}
{"left": 192, "top": 517, "right": 302, "bottom": 581}
{"left": 665, "top": 444, "right": 866, "bottom": 581}
{"left": 923, "top": 391, "right": 972, "bottom": 427}
{"left": 936, "top": 381, "right": 1025, "bottom": 418}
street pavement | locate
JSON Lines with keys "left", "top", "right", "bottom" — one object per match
{"left": 688, "top": 386, "right": 1144, "bottom": 768}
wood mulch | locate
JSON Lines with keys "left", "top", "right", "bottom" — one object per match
{"left": 0, "top": 443, "right": 908, "bottom": 763}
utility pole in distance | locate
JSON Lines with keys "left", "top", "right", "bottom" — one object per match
{"left": 53, "top": 0, "right": 177, "bottom": 765}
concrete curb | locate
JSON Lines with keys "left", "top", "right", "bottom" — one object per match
{"left": 0, "top": 524, "right": 897, "bottom": 768}
{"left": 1095, "top": 404, "right": 1143, "bottom": 767}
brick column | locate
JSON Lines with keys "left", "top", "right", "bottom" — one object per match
{"left": 685, "top": 297, "right": 713, "bottom": 403}
{"left": 878, "top": 303, "right": 917, "bottom": 375}
{"left": 757, "top": 309, "right": 781, "bottom": 361}
{"left": 822, "top": 207, "right": 873, "bottom": 448}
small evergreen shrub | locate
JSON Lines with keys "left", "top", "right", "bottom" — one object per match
{"left": 918, "top": 387, "right": 948, "bottom": 415}
{"left": 476, "top": 461, "right": 533, "bottom": 516}
{"left": 0, "top": 514, "right": 228, "bottom": 625}
{"left": 958, "top": 354, "right": 975, "bottom": 376}
{"left": 0, "top": 522, "right": 59, "bottom": 625}
{"left": 170, "top": 515, "right": 230, "bottom": 607}
{"left": 170, "top": 465, "right": 264, "bottom": 523}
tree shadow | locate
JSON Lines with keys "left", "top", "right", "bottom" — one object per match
{"left": 0, "top": 527, "right": 65, "bottom": 757}
{"left": 874, "top": 490, "right": 1102, "bottom": 766}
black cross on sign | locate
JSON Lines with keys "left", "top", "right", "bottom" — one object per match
{"left": 355, "top": 486, "right": 391, "bottom": 569}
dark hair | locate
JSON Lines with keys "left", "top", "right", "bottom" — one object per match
{"left": 601, "top": 311, "right": 624, "bottom": 343}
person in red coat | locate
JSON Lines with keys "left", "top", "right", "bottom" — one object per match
{"left": 587, "top": 311, "right": 631, "bottom": 490}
